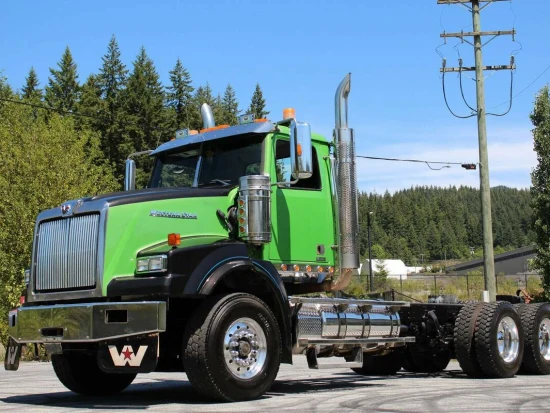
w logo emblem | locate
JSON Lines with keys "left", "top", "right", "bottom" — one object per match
{"left": 109, "top": 345, "right": 148, "bottom": 367}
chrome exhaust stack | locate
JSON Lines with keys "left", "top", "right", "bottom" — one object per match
{"left": 331, "top": 73, "right": 360, "bottom": 290}
{"left": 200, "top": 103, "right": 216, "bottom": 129}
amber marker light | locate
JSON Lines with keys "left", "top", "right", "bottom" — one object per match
{"left": 283, "top": 108, "right": 296, "bottom": 120}
{"left": 293, "top": 264, "right": 300, "bottom": 272}
{"left": 168, "top": 233, "right": 181, "bottom": 246}
{"left": 281, "top": 264, "right": 287, "bottom": 271}
{"left": 317, "top": 266, "right": 324, "bottom": 273}
{"left": 305, "top": 265, "right": 312, "bottom": 272}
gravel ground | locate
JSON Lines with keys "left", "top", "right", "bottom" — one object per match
{"left": 1, "top": 357, "right": 548, "bottom": 413}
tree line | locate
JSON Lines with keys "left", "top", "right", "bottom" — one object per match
{"left": 2, "top": 35, "right": 270, "bottom": 186}
{"left": 358, "top": 185, "right": 534, "bottom": 265}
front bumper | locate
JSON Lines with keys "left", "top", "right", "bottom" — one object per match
{"left": 8, "top": 301, "right": 166, "bottom": 343}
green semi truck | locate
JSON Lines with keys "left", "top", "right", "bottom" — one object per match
{"left": 4, "top": 75, "right": 550, "bottom": 401}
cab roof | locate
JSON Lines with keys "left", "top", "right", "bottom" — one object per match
{"left": 150, "top": 121, "right": 328, "bottom": 156}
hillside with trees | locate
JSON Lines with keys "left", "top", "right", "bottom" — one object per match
{"left": 358, "top": 186, "right": 534, "bottom": 265}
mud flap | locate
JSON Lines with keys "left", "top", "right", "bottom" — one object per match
{"left": 97, "top": 334, "right": 159, "bottom": 373}
{"left": 4, "top": 337, "right": 22, "bottom": 371}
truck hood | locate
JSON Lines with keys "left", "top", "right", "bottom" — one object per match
{"left": 88, "top": 186, "right": 237, "bottom": 207}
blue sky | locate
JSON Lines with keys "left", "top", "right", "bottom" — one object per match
{"left": 2, "top": 0, "right": 549, "bottom": 193}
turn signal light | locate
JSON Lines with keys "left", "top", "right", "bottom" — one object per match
{"left": 293, "top": 264, "right": 300, "bottom": 272}
{"left": 281, "top": 264, "right": 287, "bottom": 271}
{"left": 305, "top": 265, "right": 312, "bottom": 272}
{"left": 168, "top": 233, "right": 181, "bottom": 246}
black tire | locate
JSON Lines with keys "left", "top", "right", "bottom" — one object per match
{"left": 401, "top": 348, "right": 451, "bottom": 373}
{"left": 183, "top": 293, "right": 281, "bottom": 402}
{"left": 454, "top": 302, "right": 485, "bottom": 377}
{"left": 517, "top": 303, "right": 550, "bottom": 374}
{"left": 51, "top": 352, "right": 136, "bottom": 396}
{"left": 475, "top": 302, "right": 524, "bottom": 378}
{"left": 351, "top": 348, "right": 403, "bottom": 376}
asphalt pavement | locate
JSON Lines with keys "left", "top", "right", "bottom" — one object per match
{"left": 0, "top": 357, "right": 548, "bottom": 412}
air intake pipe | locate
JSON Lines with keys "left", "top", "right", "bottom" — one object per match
{"left": 201, "top": 103, "right": 216, "bottom": 129}
{"left": 330, "top": 73, "right": 360, "bottom": 291}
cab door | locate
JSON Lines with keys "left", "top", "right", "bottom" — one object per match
{"left": 268, "top": 138, "right": 335, "bottom": 267}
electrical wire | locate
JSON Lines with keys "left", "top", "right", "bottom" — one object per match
{"left": 356, "top": 155, "right": 476, "bottom": 171}
{"left": 442, "top": 70, "right": 477, "bottom": 119}
{"left": 0, "top": 96, "right": 170, "bottom": 135}
{"left": 486, "top": 69, "right": 514, "bottom": 116}
{"left": 459, "top": 64, "right": 477, "bottom": 113}
{"left": 488, "top": 63, "right": 550, "bottom": 109}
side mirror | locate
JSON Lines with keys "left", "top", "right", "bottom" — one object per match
{"left": 290, "top": 121, "right": 313, "bottom": 180}
{"left": 124, "top": 159, "right": 136, "bottom": 191}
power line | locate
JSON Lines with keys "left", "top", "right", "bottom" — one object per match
{"left": 0, "top": 96, "right": 106, "bottom": 120}
{"left": 0, "top": 96, "right": 170, "bottom": 135}
{"left": 356, "top": 155, "right": 477, "bottom": 171}
{"left": 488, "top": 62, "right": 550, "bottom": 109}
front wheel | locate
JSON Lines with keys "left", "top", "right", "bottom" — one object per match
{"left": 183, "top": 293, "right": 281, "bottom": 401}
{"left": 51, "top": 352, "right": 136, "bottom": 395}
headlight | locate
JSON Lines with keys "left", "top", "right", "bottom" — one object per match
{"left": 136, "top": 255, "right": 168, "bottom": 274}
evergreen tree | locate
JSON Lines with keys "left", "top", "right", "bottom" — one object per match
{"left": 166, "top": 58, "right": 194, "bottom": 129}
{"left": 0, "top": 72, "right": 13, "bottom": 107}
{"left": 220, "top": 84, "right": 240, "bottom": 125}
{"left": 45, "top": 46, "right": 80, "bottom": 112}
{"left": 124, "top": 47, "right": 166, "bottom": 186}
{"left": 21, "top": 67, "right": 42, "bottom": 101}
{"left": 99, "top": 35, "right": 127, "bottom": 105}
{"left": 248, "top": 83, "right": 269, "bottom": 119}
{"left": 98, "top": 35, "right": 129, "bottom": 174}
{"left": 77, "top": 74, "right": 104, "bottom": 131}
{"left": 531, "top": 86, "right": 550, "bottom": 299}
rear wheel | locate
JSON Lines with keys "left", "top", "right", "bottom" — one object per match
{"left": 475, "top": 302, "right": 524, "bottom": 378}
{"left": 454, "top": 302, "right": 485, "bottom": 377}
{"left": 183, "top": 293, "right": 281, "bottom": 401}
{"left": 517, "top": 303, "right": 550, "bottom": 374}
{"left": 51, "top": 352, "right": 136, "bottom": 395}
{"left": 351, "top": 348, "right": 403, "bottom": 376}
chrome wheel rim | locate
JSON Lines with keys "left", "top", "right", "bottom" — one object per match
{"left": 223, "top": 317, "right": 267, "bottom": 379}
{"left": 538, "top": 317, "right": 550, "bottom": 361}
{"left": 497, "top": 316, "right": 520, "bottom": 363}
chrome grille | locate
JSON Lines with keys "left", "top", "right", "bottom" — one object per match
{"left": 35, "top": 214, "right": 100, "bottom": 292}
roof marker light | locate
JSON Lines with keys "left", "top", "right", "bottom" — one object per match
{"left": 283, "top": 108, "right": 295, "bottom": 120}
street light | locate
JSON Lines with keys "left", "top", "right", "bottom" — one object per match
{"left": 367, "top": 211, "right": 374, "bottom": 292}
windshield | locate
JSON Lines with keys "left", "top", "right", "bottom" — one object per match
{"left": 149, "top": 134, "right": 264, "bottom": 188}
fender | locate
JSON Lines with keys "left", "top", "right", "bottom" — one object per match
{"left": 107, "top": 241, "right": 293, "bottom": 362}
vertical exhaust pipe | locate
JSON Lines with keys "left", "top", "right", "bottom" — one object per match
{"left": 201, "top": 103, "right": 216, "bottom": 129}
{"left": 331, "top": 73, "right": 359, "bottom": 291}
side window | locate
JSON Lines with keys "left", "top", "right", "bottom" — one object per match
{"left": 275, "top": 140, "right": 321, "bottom": 189}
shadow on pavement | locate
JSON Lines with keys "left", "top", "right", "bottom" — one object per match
{"left": 1, "top": 374, "right": 386, "bottom": 408}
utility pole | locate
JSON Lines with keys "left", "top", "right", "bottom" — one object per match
{"left": 437, "top": 0, "right": 516, "bottom": 301}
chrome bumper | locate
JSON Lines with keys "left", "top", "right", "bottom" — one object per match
{"left": 8, "top": 301, "right": 166, "bottom": 343}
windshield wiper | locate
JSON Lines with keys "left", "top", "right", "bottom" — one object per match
{"left": 200, "top": 179, "right": 232, "bottom": 187}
